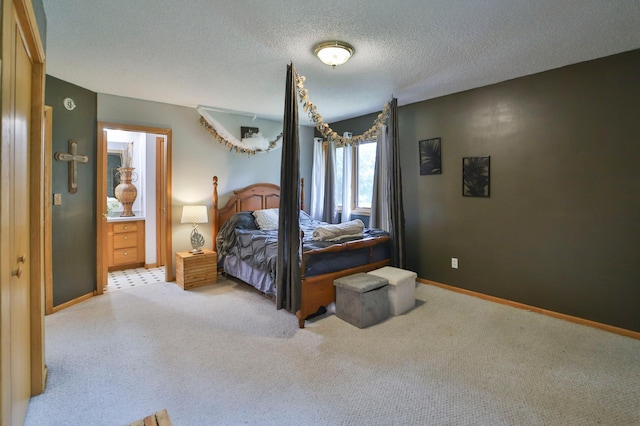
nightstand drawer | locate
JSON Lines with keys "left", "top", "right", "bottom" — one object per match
{"left": 113, "top": 247, "right": 138, "bottom": 265}
{"left": 113, "top": 232, "right": 138, "bottom": 249}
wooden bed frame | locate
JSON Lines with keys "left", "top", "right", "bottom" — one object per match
{"left": 212, "top": 176, "right": 391, "bottom": 328}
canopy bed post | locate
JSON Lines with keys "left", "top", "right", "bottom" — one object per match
{"left": 300, "top": 177, "right": 305, "bottom": 211}
{"left": 212, "top": 176, "right": 219, "bottom": 251}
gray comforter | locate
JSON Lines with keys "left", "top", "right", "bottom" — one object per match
{"left": 216, "top": 211, "right": 389, "bottom": 283}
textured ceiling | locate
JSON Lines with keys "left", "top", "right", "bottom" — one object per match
{"left": 42, "top": 0, "right": 640, "bottom": 125}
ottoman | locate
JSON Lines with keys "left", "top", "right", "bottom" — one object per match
{"left": 334, "top": 273, "right": 389, "bottom": 328}
{"left": 368, "top": 266, "right": 417, "bottom": 315}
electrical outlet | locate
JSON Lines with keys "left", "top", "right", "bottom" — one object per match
{"left": 451, "top": 257, "right": 458, "bottom": 269}
{"left": 54, "top": 193, "right": 62, "bottom": 205}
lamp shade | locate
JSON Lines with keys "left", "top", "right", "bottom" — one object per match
{"left": 181, "top": 205, "right": 208, "bottom": 224}
{"left": 314, "top": 41, "right": 354, "bottom": 68}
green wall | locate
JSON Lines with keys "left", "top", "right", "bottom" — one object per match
{"left": 46, "top": 76, "right": 98, "bottom": 305}
{"left": 336, "top": 49, "right": 640, "bottom": 332}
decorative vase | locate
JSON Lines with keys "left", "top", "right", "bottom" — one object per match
{"left": 114, "top": 167, "right": 138, "bottom": 217}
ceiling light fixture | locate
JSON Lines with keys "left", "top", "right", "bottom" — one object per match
{"left": 314, "top": 41, "right": 354, "bottom": 68}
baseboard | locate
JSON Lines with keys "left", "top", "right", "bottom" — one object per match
{"left": 144, "top": 263, "right": 159, "bottom": 269}
{"left": 419, "top": 279, "right": 640, "bottom": 341}
{"left": 51, "top": 291, "right": 95, "bottom": 314}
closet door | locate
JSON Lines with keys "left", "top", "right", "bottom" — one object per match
{"left": 1, "top": 4, "right": 33, "bottom": 425}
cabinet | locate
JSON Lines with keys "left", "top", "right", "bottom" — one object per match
{"left": 176, "top": 249, "right": 217, "bottom": 290}
{"left": 107, "top": 220, "right": 145, "bottom": 271}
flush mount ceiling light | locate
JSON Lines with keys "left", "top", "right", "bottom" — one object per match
{"left": 314, "top": 41, "right": 354, "bottom": 68}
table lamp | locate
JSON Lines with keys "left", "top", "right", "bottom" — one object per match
{"left": 181, "top": 205, "right": 208, "bottom": 254}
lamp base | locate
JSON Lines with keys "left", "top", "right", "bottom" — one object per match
{"left": 190, "top": 227, "right": 206, "bottom": 254}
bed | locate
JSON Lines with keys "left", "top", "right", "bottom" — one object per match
{"left": 212, "top": 176, "right": 392, "bottom": 328}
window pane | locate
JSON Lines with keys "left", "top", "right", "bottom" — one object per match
{"left": 335, "top": 146, "right": 343, "bottom": 207}
{"left": 357, "top": 142, "right": 376, "bottom": 208}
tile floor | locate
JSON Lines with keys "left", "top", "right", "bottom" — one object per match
{"left": 105, "top": 266, "right": 166, "bottom": 292}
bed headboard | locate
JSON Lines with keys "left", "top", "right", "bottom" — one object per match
{"left": 211, "top": 176, "right": 304, "bottom": 250}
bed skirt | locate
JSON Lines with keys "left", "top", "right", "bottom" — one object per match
{"left": 224, "top": 255, "right": 276, "bottom": 296}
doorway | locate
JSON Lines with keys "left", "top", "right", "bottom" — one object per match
{"left": 96, "top": 123, "right": 173, "bottom": 294}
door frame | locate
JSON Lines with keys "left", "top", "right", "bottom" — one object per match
{"left": 155, "top": 136, "right": 166, "bottom": 267}
{"left": 96, "top": 122, "right": 173, "bottom": 294}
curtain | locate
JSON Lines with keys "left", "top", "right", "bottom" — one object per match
{"left": 276, "top": 63, "right": 301, "bottom": 313}
{"left": 370, "top": 125, "right": 391, "bottom": 231}
{"left": 341, "top": 140, "right": 353, "bottom": 223}
{"left": 310, "top": 137, "right": 324, "bottom": 220}
{"left": 389, "top": 98, "right": 406, "bottom": 268}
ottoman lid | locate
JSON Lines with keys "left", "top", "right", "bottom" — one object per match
{"left": 367, "top": 266, "right": 417, "bottom": 285}
{"left": 334, "top": 273, "right": 388, "bottom": 293}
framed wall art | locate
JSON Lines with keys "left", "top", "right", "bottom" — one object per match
{"left": 241, "top": 126, "right": 259, "bottom": 139}
{"left": 462, "top": 156, "right": 490, "bottom": 197}
{"left": 419, "top": 137, "right": 442, "bottom": 175}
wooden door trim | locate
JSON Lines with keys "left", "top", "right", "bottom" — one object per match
{"left": 165, "top": 131, "right": 173, "bottom": 281}
{"left": 44, "top": 106, "right": 52, "bottom": 315}
{"left": 155, "top": 136, "right": 165, "bottom": 267}
{"left": 28, "top": 45, "right": 46, "bottom": 398}
{"left": 12, "top": 0, "right": 44, "bottom": 63}
{"left": 96, "top": 122, "right": 173, "bottom": 293}
{"left": 96, "top": 129, "right": 108, "bottom": 294}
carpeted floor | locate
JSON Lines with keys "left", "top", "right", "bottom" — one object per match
{"left": 25, "top": 277, "right": 640, "bottom": 425}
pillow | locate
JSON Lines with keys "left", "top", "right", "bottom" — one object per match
{"left": 252, "top": 208, "right": 279, "bottom": 230}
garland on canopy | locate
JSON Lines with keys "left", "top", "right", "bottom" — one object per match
{"left": 199, "top": 115, "right": 282, "bottom": 156}
{"left": 295, "top": 71, "right": 390, "bottom": 147}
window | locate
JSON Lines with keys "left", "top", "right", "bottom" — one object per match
{"left": 356, "top": 142, "right": 376, "bottom": 209}
{"left": 327, "top": 140, "right": 377, "bottom": 214}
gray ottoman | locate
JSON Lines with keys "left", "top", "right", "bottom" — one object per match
{"left": 334, "top": 273, "right": 389, "bottom": 328}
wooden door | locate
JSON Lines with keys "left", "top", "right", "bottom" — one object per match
{"left": 1, "top": 4, "right": 32, "bottom": 425}
{"left": 11, "top": 21, "right": 31, "bottom": 423}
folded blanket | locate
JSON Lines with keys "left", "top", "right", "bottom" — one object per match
{"left": 312, "top": 219, "right": 365, "bottom": 241}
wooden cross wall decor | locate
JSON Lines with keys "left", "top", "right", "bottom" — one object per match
{"left": 54, "top": 139, "right": 88, "bottom": 193}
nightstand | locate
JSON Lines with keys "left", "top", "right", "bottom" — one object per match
{"left": 175, "top": 249, "right": 217, "bottom": 290}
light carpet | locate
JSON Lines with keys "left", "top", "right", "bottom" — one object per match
{"left": 24, "top": 278, "right": 640, "bottom": 425}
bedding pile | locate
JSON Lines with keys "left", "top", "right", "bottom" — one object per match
{"left": 311, "top": 219, "right": 364, "bottom": 241}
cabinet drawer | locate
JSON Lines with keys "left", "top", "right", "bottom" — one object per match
{"left": 113, "top": 247, "right": 138, "bottom": 265}
{"left": 113, "top": 222, "right": 137, "bottom": 233}
{"left": 113, "top": 232, "right": 137, "bottom": 249}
